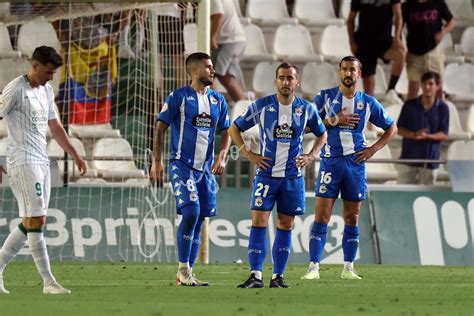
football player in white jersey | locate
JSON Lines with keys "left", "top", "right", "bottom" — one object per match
{"left": 0, "top": 46, "right": 87, "bottom": 294}
{"left": 150, "top": 52, "right": 231, "bottom": 286}
{"left": 230, "top": 63, "right": 327, "bottom": 288}
{"left": 301, "top": 56, "right": 397, "bottom": 280}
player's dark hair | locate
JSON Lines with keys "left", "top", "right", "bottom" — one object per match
{"left": 275, "top": 62, "right": 299, "bottom": 78}
{"left": 185, "top": 52, "right": 211, "bottom": 74}
{"left": 421, "top": 71, "right": 441, "bottom": 85}
{"left": 339, "top": 56, "right": 362, "bottom": 70}
{"left": 32, "top": 46, "right": 63, "bottom": 68}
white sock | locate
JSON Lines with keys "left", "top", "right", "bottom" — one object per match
{"left": 251, "top": 270, "right": 262, "bottom": 280}
{"left": 272, "top": 273, "right": 283, "bottom": 279}
{"left": 0, "top": 225, "right": 27, "bottom": 274}
{"left": 178, "top": 262, "right": 190, "bottom": 271}
{"left": 343, "top": 261, "right": 354, "bottom": 271}
{"left": 27, "top": 232, "right": 55, "bottom": 285}
{"left": 308, "top": 261, "right": 319, "bottom": 271}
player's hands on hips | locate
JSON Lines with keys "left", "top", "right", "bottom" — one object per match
{"left": 74, "top": 157, "right": 87, "bottom": 176}
{"left": 247, "top": 151, "right": 272, "bottom": 170}
{"left": 354, "top": 146, "right": 377, "bottom": 164}
{"left": 211, "top": 150, "right": 227, "bottom": 175}
{"left": 150, "top": 160, "right": 164, "bottom": 186}
{"left": 295, "top": 154, "right": 316, "bottom": 168}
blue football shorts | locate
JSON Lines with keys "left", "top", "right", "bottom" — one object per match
{"left": 250, "top": 175, "right": 305, "bottom": 216}
{"left": 169, "top": 160, "right": 217, "bottom": 217}
{"left": 315, "top": 154, "right": 367, "bottom": 201}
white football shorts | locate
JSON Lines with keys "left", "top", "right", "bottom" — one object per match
{"left": 8, "top": 164, "right": 50, "bottom": 217}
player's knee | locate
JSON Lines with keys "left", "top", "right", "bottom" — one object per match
{"left": 315, "top": 212, "right": 331, "bottom": 224}
{"left": 23, "top": 216, "right": 46, "bottom": 229}
{"left": 180, "top": 205, "right": 200, "bottom": 225}
{"left": 343, "top": 212, "right": 359, "bottom": 226}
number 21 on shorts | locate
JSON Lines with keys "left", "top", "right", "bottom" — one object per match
{"left": 254, "top": 183, "right": 270, "bottom": 197}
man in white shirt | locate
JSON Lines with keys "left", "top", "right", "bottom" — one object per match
{"left": 210, "top": 0, "right": 246, "bottom": 102}
{"left": 0, "top": 46, "right": 87, "bottom": 294}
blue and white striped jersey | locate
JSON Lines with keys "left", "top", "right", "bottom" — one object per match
{"left": 158, "top": 86, "right": 230, "bottom": 171}
{"left": 234, "top": 95, "right": 326, "bottom": 178}
{"left": 313, "top": 87, "right": 393, "bottom": 158}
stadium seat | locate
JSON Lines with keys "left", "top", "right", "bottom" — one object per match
{"left": 394, "top": 67, "right": 410, "bottom": 97}
{"left": 447, "top": 140, "right": 474, "bottom": 160}
{"left": 366, "top": 144, "right": 398, "bottom": 182}
{"left": 340, "top": 0, "right": 351, "bottom": 20}
{"left": 92, "top": 138, "right": 146, "bottom": 180}
{"left": 445, "top": 0, "right": 474, "bottom": 26}
{"left": 183, "top": 23, "right": 197, "bottom": 55}
{"left": 0, "top": 24, "right": 21, "bottom": 58}
{"left": 0, "top": 57, "right": 30, "bottom": 92}
{"left": 273, "top": 24, "right": 323, "bottom": 63}
{"left": 246, "top": 0, "right": 298, "bottom": 26}
{"left": 231, "top": 99, "right": 260, "bottom": 152}
{"left": 0, "top": 119, "right": 7, "bottom": 138}
{"left": 293, "top": 0, "right": 344, "bottom": 27}
{"left": 438, "top": 32, "right": 464, "bottom": 64}
{"left": 242, "top": 24, "right": 276, "bottom": 62}
{"left": 459, "top": 26, "right": 474, "bottom": 61}
{"left": 17, "top": 18, "right": 61, "bottom": 58}
{"left": 445, "top": 100, "right": 471, "bottom": 140}
{"left": 0, "top": 136, "right": 6, "bottom": 155}
{"left": 69, "top": 123, "right": 121, "bottom": 139}
{"left": 467, "top": 104, "right": 474, "bottom": 136}
{"left": 301, "top": 62, "right": 338, "bottom": 97}
{"left": 252, "top": 61, "right": 280, "bottom": 96}
{"left": 374, "top": 65, "right": 388, "bottom": 99}
{"left": 319, "top": 24, "right": 351, "bottom": 62}
{"left": 444, "top": 63, "right": 474, "bottom": 102}
{"left": 48, "top": 138, "right": 98, "bottom": 179}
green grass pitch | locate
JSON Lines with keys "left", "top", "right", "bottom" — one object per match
{"left": 0, "top": 262, "right": 472, "bottom": 315}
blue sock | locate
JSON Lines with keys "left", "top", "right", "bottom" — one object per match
{"left": 309, "top": 222, "right": 327, "bottom": 263}
{"left": 177, "top": 204, "right": 200, "bottom": 264}
{"left": 272, "top": 228, "right": 292, "bottom": 275}
{"left": 248, "top": 226, "right": 267, "bottom": 272}
{"left": 342, "top": 225, "right": 359, "bottom": 262}
{"left": 189, "top": 217, "right": 204, "bottom": 268}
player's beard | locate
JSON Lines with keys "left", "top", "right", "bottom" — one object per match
{"left": 279, "top": 87, "right": 292, "bottom": 97}
{"left": 200, "top": 75, "right": 213, "bottom": 87}
{"left": 341, "top": 77, "right": 355, "bottom": 88}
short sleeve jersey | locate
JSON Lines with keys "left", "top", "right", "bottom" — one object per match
{"left": 234, "top": 95, "right": 326, "bottom": 178}
{"left": 0, "top": 75, "right": 58, "bottom": 167}
{"left": 157, "top": 86, "right": 230, "bottom": 171}
{"left": 314, "top": 87, "right": 393, "bottom": 158}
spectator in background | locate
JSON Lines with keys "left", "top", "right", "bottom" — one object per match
{"left": 402, "top": 0, "right": 456, "bottom": 100}
{"left": 210, "top": 0, "right": 246, "bottom": 102}
{"left": 347, "top": 0, "right": 406, "bottom": 104}
{"left": 397, "top": 71, "right": 449, "bottom": 185}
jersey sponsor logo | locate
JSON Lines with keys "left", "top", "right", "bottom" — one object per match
{"left": 295, "top": 106, "right": 303, "bottom": 117}
{"left": 274, "top": 123, "right": 296, "bottom": 142}
{"left": 160, "top": 103, "right": 168, "bottom": 113}
{"left": 210, "top": 96, "right": 218, "bottom": 105}
{"left": 192, "top": 112, "right": 214, "bottom": 130}
{"left": 255, "top": 196, "right": 263, "bottom": 207}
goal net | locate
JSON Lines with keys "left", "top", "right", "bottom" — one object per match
{"left": 0, "top": 1, "right": 203, "bottom": 262}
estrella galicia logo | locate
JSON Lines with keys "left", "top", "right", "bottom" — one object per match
{"left": 274, "top": 123, "right": 295, "bottom": 142}
{"left": 193, "top": 112, "right": 214, "bottom": 130}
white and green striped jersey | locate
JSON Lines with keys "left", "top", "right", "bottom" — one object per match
{"left": 0, "top": 75, "right": 58, "bottom": 167}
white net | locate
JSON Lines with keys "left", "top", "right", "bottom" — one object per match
{"left": 0, "top": 2, "right": 200, "bottom": 262}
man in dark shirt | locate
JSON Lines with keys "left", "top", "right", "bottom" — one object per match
{"left": 402, "top": 0, "right": 456, "bottom": 100}
{"left": 397, "top": 71, "right": 449, "bottom": 185}
{"left": 347, "top": 0, "right": 406, "bottom": 101}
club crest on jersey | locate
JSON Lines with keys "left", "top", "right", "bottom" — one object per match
{"left": 274, "top": 123, "right": 295, "bottom": 142}
{"left": 160, "top": 102, "right": 168, "bottom": 113}
{"left": 193, "top": 112, "right": 214, "bottom": 130}
{"left": 295, "top": 106, "right": 303, "bottom": 117}
{"left": 210, "top": 96, "right": 218, "bottom": 105}
{"left": 255, "top": 197, "right": 263, "bottom": 207}
{"left": 357, "top": 101, "right": 364, "bottom": 110}
{"left": 189, "top": 192, "right": 198, "bottom": 202}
